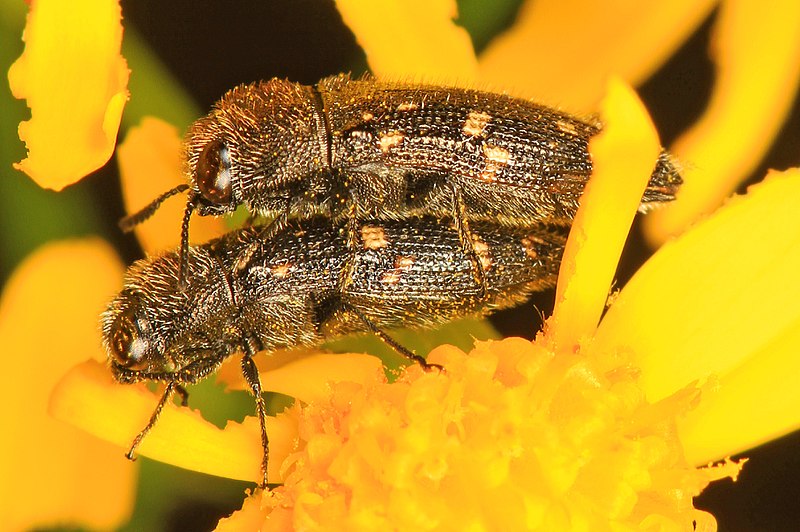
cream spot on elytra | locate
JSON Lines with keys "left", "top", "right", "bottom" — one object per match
{"left": 479, "top": 144, "right": 511, "bottom": 183}
{"left": 379, "top": 131, "right": 404, "bottom": 153}
{"left": 521, "top": 235, "right": 546, "bottom": 260}
{"left": 270, "top": 263, "right": 293, "bottom": 278}
{"left": 471, "top": 237, "right": 492, "bottom": 271}
{"left": 361, "top": 225, "right": 389, "bottom": 249}
{"left": 556, "top": 119, "right": 579, "bottom": 136}
{"left": 381, "top": 255, "right": 416, "bottom": 285}
{"left": 463, "top": 111, "right": 491, "bottom": 137}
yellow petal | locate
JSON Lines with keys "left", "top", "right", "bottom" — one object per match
{"left": 0, "top": 239, "right": 134, "bottom": 530}
{"left": 478, "top": 0, "right": 717, "bottom": 112}
{"left": 646, "top": 0, "right": 800, "bottom": 242}
{"left": 549, "top": 78, "right": 661, "bottom": 349}
{"left": 50, "top": 359, "right": 299, "bottom": 484}
{"left": 680, "top": 315, "right": 800, "bottom": 465}
{"left": 117, "top": 117, "right": 227, "bottom": 253}
{"left": 216, "top": 492, "right": 274, "bottom": 531}
{"left": 8, "top": 0, "right": 129, "bottom": 190}
{"left": 595, "top": 169, "right": 800, "bottom": 459}
{"left": 334, "top": 0, "right": 478, "bottom": 82}
{"left": 217, "top": 350, "right": 387, "bottom": 404}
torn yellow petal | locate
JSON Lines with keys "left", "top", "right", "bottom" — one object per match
{"left": 216, "top": 492, "right": 275, "bottom": 531}
{"left": 8, "top": 0, "right": 129, "bottom": 190}
{"left": 218, "top": 350, "right": 386, "bottom": 404}
{"left": 595, "top": 167, "right": 800, "bottom": 451}
{"left": 334, "top": 0, "right": 477, "bottom": 82}
{"left": 680, "top": 315, "right": 800, "bottom": 465}
{"left": 0, "top": 239, "right": 134, "bottom": 530}
{"left": 50, "top": 359, "right": 299, "bottom": 484}
{"left": 117, "top": 117, "right": 227, "bottom": 253}
{"left": 478, "top": 0, "right": 717, "bottom": 112}
{"left": 646, "top": 0, "right": 800, "bottom": 242}
{"left": 549, "top": 78, "right": 661, "bottom": 349}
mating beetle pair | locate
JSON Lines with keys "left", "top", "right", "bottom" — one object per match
{"left": 107, "top": 74, "right": 681, "bottom": 487}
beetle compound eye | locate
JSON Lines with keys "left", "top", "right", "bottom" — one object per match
{"left": 110, "top": 311, "right": 149, "bottom": 370}
{"left": 110, "top": 325, "right": 136, "bottom": 367}
{"left": 111, "top": 326, "right": 131, "bottom": 365}
{"left": 196, "top": 139, "right": 233, "bottom": 205}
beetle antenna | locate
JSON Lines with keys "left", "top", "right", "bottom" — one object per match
{"left": 178, "top": 192, "right": 198, "bottom": 289}
{"left": 118, "top": 184, "right": 190, "bottom": 232}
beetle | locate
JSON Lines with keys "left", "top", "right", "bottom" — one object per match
{"left": 122, "top": 74, "right": 681, "bottom": 285}
{"left": 104, "top": 215, "right": 567, "bottom": 487}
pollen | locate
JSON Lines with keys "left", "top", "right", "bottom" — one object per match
{"left": 248, "top": 338, "right": 741, "bottom": 529}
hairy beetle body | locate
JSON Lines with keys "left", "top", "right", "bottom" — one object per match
{"left": 104, "top": 216, "right": 566, "bottom": 486}
{"left": 185, "top": 74, "right": 680, "bottom": 224}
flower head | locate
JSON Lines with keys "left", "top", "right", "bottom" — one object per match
{"left": 218, "top": 338, "right": 739, "bottom": 530}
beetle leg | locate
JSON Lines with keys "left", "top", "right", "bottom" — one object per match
{"left": 125, "top": 380, "right": 178, "bottom": 461}
{"left": 242, "top": 339, "right": 270, "bottom": 489}
{"left": 451, "top": 188, "right": 487, "bottom": 299}
{"left": 346, "top": 304, "right": 444, "bottom": 372}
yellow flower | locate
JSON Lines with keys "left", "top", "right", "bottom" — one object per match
{"left": 6, "top": 0, "right": 800, "bottom": 529}
{"left": 647, "top": 0, "right": 800, "bottom": 242}
{"left": 3, "top": 2, "right": 223, "bottom": 529}
{"left": 8, "top": 0, "right": 129, "bottom": 190}
{"left": 0, "top": 239, "right": 135, "bottom": 530}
